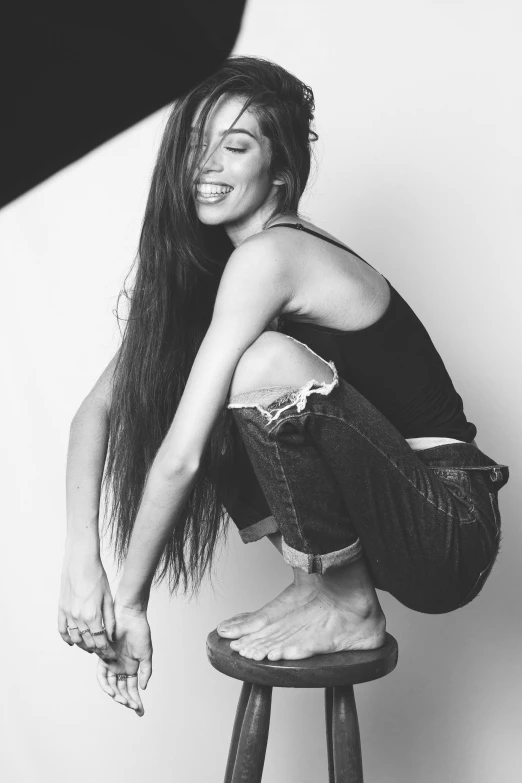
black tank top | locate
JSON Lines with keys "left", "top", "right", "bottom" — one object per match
{"left": 267, "top": 223, "right": 477, "bottom": 442}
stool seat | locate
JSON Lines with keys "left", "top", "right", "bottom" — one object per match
{"left": 207, "top": 629, "right": 399, "bottom": 783}
{"left": 206, "top": 630, "right": 398, "bottom": 688}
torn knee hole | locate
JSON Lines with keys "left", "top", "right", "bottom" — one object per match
{"left": 228, "top": 362, "right": 339, "bottom": 423}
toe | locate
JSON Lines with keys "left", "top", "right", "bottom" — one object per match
{"left": 217, "top": 613, "right": 250, "bottom": 633}
{"left": 219, "top": 613, "right": 271, "bottom": 639}
{"left": 218, "top": 625, "right": 243, "bottom": 639}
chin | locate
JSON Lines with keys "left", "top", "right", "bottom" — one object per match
{"left": 196, "top": 210, "right": 229, "bottom": 226}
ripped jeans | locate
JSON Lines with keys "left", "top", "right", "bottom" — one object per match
{"left": 222, "top": 336, "right": 509, "bottom": 614}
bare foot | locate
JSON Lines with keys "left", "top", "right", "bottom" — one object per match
{"left": 217, "top": 569, "right": 321, "bottom": 639}
{"left": 228, "top": 558, "right": 386, "bottom": 661}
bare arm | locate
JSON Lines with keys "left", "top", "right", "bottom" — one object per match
{"left": 115, "top": 235, "right": 294, "bottom": 609}
{"left": 58, "top": 350, "right": 121, "bottom": 651}
{"left": 65, "top": 349, "right": 120, "bottom": 553}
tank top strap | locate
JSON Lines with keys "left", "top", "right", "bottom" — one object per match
{"left": 265, "top": 222, "right": 375, "bottom": 269}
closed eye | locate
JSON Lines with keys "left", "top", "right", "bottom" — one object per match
{"left": 226, "top": 147, "right": 246, "bottom": 154}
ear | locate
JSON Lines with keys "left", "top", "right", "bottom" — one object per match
{"left": 271, "top": 174, "right": 285, "bottom": 187}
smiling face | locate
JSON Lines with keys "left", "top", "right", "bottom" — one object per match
{"left": 190, "top": 94, "right": 284, "bottom": 240}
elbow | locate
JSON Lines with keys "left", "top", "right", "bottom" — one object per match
{"left": 156, "top": 454, "right": 201, "bottom": 480}
{"left": 70, "top": 395, "right": 109, "bottom": 429}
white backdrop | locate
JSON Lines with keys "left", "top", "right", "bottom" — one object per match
{"left": 2, "top": 1, "right": 520, "bottom": 781}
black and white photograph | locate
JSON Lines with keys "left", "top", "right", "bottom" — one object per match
{"left": 2, "top": 2, "right": 519, "bottom": 781}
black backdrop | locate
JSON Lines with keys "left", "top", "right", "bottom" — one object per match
{"left": 1, "top": 0, "right": 246, "bottom": 208}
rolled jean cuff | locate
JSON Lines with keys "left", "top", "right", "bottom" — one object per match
{"left": 281, "top": 537, "right": 364, "bottom": 574}
{"left": 237, "top": 515, "right": 280, "bottom": 543}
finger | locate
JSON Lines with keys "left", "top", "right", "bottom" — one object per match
{"left": 139, "top": 658, "right": 153, "bottom": 691}
{"left": 126, "top": 675, "right": 144, "bottom": 715}
{"left": 68, "top": 613, "right": 96, "bottom": 653}
{"left": 89, "top": 628, "right": 116, "bottom": 661}
{"left": 77, "top": 627, "right": 96, "bottom": 652}
{"left": 102, "top": 593, "right": 116, "bottom": 643}
{"left": 58, "top": 609, "right": 74, "bottom": 646}
{"left": 116, "top": 676, "right": 138, "bottom": 710}
{"left": 96, "top": 659, "right": 116, "bottom": 697}
{"left": 107, "top": 671, "right": 127, "bottom": 706}
{"left": 65, "top": 617, "right": 86, "bottom": 648}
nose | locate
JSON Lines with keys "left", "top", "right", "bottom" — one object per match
{"left": 200, "top": 141, "right": 224, "bottom": 174}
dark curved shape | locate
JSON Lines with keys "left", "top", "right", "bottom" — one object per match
{"left": 1, "top": 0, "right": 246, "bottom": 208}
{"left": 206, "top": 630, "right": 398, "bottom": 688}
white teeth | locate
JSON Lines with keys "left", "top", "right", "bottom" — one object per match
{"left": 197, "top": 184, "right": 233, "bottom": 195}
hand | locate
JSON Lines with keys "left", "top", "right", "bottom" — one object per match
{"left": 96, "top": 603, "right": 153, "bottom": 717}
{"left": 57, "top": 542, "right": 116, "bottom": 656}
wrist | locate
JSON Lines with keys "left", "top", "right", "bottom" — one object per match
{"left": 64, "top": 534, "right": 101, "bottom": 559}
{"left": 114, "top": 586, "right": 150, "bottom": 613}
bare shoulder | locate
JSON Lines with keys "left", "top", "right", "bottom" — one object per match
{"left": 257, "top": 221, "right": 391, "bottom": 331}
{"left": 219, "top": 229, "right": 297, "bottom": 300}
{"left": 212, "top": 230, "right": 298, "bottom": 333}
{"left": 227, "top": 228, "right": 293, "bottom": 270}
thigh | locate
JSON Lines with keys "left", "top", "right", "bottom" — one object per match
{"left": 235, "top": 375, "right": 495, "bottom": 613}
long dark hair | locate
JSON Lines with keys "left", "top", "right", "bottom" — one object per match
{"left": 101, "top": 55, "right": 319, "bottom": 598}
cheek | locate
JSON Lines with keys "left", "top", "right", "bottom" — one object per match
{"left": 237, "top": 159, "right": 271, "bottom": 191}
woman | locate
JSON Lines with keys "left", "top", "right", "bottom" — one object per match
{"left": 58, "top": 55, "right": 509, "bottom": 717}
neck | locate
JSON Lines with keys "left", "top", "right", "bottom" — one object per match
{"left": 224, "top": 207, "right": 299, "bottom": 248}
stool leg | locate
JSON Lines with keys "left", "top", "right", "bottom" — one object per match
{"left": 224, "top": 682, "right": 253, "bottom": 783}
{"left": 325, "top": 687, "right": 335, "bottom": 783}
{"left": 332, "top": 685, "right": 363, "bottom": 783}
{"left": 231, "top": 684, "right": 272, "bottom": 783}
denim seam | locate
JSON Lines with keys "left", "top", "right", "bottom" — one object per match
{"left": 457, "top": 535, "right": 500, "bottom": 608}
{"left": 488, "top": 493, "right": 501, "bottom": 539}
{"left": 272, "top": 436, "right": 311, "bottom": 557}
{"left": 268, "top": 410, "right": 461, "bottom": 520}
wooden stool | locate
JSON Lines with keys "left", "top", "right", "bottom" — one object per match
{"left": 207, "top": 630, "right": 398, "bottom": 783}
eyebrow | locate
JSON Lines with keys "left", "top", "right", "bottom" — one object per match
{"left": 190, "top": 127, "right": 258, "bottom": 141}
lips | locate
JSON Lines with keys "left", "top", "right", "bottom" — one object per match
{"left": 195, "top": 183, "right": 234, "bottom": 204}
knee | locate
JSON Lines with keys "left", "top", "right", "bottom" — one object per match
{"left": 230, "top": 331, "right": 334, "bottom": 398}
{"left": 230, "top": 332, "right": 288, "bottom": 397}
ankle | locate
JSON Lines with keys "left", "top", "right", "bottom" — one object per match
{"left": 320, "top": 558, "right": 380, "bottom": 610}
{"left": 292, "top": 567, "right": 321, "bottom": 589}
